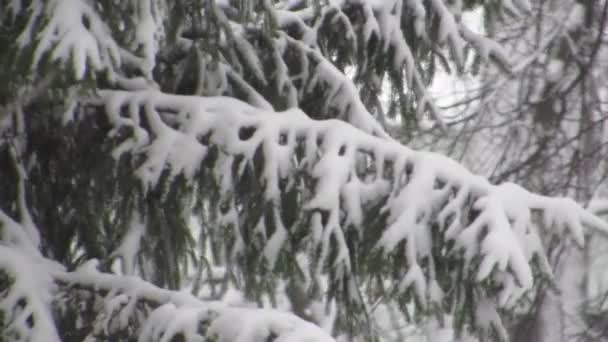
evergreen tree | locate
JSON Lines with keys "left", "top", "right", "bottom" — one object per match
{"left": 0, "top": 0, "right": 605, "bottom": 341}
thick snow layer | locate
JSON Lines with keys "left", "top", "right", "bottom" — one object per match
{"left": 96, "top": 89, "right": 608, "bottom": 311}
{"left": 0, "top": 246, "right": 64, "bottom": 342}
{"left": 5, "top": 0, "right": 607, "bottom": 340}
{"left": 53, "top": 262, "right": 336, "bottom": 341}
{"left": 24, "top": 0, "right": 120, "bottom": 80}
{"left": 19, "top": 0, "right": 517, "bottom": 140}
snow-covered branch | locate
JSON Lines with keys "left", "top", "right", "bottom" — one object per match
{"left": 3, "top": 0, "right": 606, "bottom": 340}
{"left": 53, "top": 259, "right": 335, "bottom": 342}
{"left": 0, "top": 246, "right": 63, "bottom": 342}
{"left": 93, "top": 89, "right": 608, "bottom": 319}
{"left": 11, "top": 0, "right": 515, "bottom": 131}
{"left": 0, "top": 246, "right": 334, "bottom": 342}
{"left": 18, "top": 0, "right": 121, "bottom": 80}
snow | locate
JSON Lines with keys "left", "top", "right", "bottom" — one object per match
{"left": 26, "top": 0, "right": 120, "bottom": 80}
{"left": 377, "top": 159, "right": 440, "bottom": 257}
{"left": 263, "top": 208, "right": 289, "bottom": 268}
{"left": 566, "top": 3, "right": 586, "bottom": 31}
{"left": 53, "top": 262, "right": 336, "bottom": 341}
{"left": 207, "top": 307, "right": 334, "bottom": 342}
{"left": 475, "top": 297, "right": 508, "bottom": 340}
{"left": 430, "top": 0, "right": 465, "bottom": 66}
{"left": 0, "top": 210, "right": 38, "bottom": 253}
{"left": 0, "top": 246, "right": 63, "bottom": 342}
{"left": 134, "top": 0, "right": 162, "bottom": 78}
{"left": 398, "top": 263, "right": 427, "bottom": 304}
{"left": 425, "top": 317, "right": 454, "bottom": 342}
{"left": 96, "top": 89, "right": 608, "bottom": 315}
{"left": 300, "top": 48, "right": 389, "bottom": 139}
{"left": 460, "top": 25, "right": 510, "bottom": 66}
{"left": 546, "top": 59, "right": 565, "bottom": 83}
{"left": 112, "top": 213, "right": 146, "bottom": 275}
{"left": 5, "top": 0, "right": 608, "bottom": 340}
{"left": 589, "top": 198, "right": 608, "bottom": 216}
{"left": 233, "top": 34, "right": 267, "bottom": 85}
{"left": 5, "top": 83, "right": 602, "bottom": 339}
{"left": 140, "top": 304, "right": 209, "bottom": 342}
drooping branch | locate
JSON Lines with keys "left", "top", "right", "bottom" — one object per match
{"left": 55, "top": 259, "right": 335, "bottom": 341}
{"left": 89, "top": 89, "right": 608, "bottom": 326}
{"left": 8, "top": 0, "right": 518, "bottom": 133}
{"left": 0, "top": 246, "right": 335, "bottom": 342}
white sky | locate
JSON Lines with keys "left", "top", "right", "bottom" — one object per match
{"left": 429, "top": 7, "right": 484, "bottom": 114}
